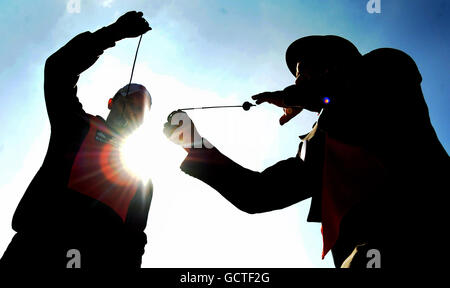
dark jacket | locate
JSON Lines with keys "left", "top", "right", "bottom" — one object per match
{"left": 179, "top": 48, "right": 449, "bottom": 267}
{"left": 0, "top": 29, "right": 152, "bottom": 269}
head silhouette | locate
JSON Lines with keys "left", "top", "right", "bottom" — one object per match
{"left": 286, "top": 35, "right": 361, "bottom": 85}
{"left": 106, "top": 83, "right": 152, "bottom": 136}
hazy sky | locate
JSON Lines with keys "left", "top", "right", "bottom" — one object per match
{"left": 0, "top": 0, "right": 448, "bottom": 267}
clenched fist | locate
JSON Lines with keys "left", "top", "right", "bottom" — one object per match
{"left": 111, "top": 11, "right": 151, "bottom": 40}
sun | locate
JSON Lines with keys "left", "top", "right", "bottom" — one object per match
{"left": 119, "top": 111, "right": 186, "bottom": 185}
{"left": 120, "top": 125, "right": 153, "bottom": 183}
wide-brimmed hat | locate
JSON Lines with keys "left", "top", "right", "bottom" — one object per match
{"left": 285, "top": 35, "right": 361, "bottom": 76}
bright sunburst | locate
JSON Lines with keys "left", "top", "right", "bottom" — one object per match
{"left": 120, "top": 124, "right": 153, "bottom": 183}
{"left": 119, "top": 110, "right": 186, "bottom": 185}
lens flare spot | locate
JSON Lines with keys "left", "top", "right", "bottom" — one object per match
{"left": 120, "top": 127, "right": 151, "bottom": 183}
{"left": 120, "top": 112, "right": 153, "bottom": 183}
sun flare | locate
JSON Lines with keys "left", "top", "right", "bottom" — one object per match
{"left": 119, "top": 111, "right": 186, "bottom": 185}
{"left": 120, "top": 125, "right": 153, "bottom": 183}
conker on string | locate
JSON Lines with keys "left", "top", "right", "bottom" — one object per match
{"left": 242, "top": 101, "right": 253, "bottom": 111}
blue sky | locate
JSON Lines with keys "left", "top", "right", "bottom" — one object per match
{"left": 0, "top": 0, "right": 448, "bottom": 267}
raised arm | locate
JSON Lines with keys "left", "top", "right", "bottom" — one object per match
{"left": 44, "top": 11, "right": 151, "bottom": 130}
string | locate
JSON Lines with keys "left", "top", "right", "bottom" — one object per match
{"left": 125, "top": 34, "right": 143, "bottom": 97}
{"left": 120, "top": 35, "right": 143, "bottom": 126}
{"left": 181, "top": 105, "right": 243, "bottom": 111}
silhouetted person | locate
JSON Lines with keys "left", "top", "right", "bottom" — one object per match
{"left": 0, "top": 11, "right": 152, "bottom": 269}
{"left": 164, "top": 35, "right": 449, "bottom": 268}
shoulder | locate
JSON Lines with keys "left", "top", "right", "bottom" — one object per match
{"left": 363, "top": 48, "right": 418, "bottom": 70}
{"left": 365, "top": 47, "right": 413, "bottom": 59}
{"left": 361, "top": 48, "right": 422, "bottom": 84}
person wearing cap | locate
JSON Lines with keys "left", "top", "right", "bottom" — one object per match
{"left": 1, "top": 11, "right": 152, "bottom": 268}
{"left": 164, "top": 35, "right": 448, "bottom": 268}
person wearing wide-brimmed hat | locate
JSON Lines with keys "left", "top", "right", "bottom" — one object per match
{"left": 165, "top": 35, "right": 448, "bottom": 268}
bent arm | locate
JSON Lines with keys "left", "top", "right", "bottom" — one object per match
{"left": 44, "top": 25, "right": 124, "bottom": 130}
{"left": 180, "top": 147, "right": 314, "bottom": 214}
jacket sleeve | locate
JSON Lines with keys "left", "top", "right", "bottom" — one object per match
{"left": 180, "top": 147, "right": 314, "bottom": 214}
{"left": 44, "top": 27, "right": 119, "bottom": 130}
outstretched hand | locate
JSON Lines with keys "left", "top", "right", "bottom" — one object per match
{"left": 251, "top": 91, "right": 303, "bottom": 125}
{"left": 112, "top": 11, "right": 151, "bottom": 39}
{"left": 252, "top": 90, "right": 286, "bottom": 107}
